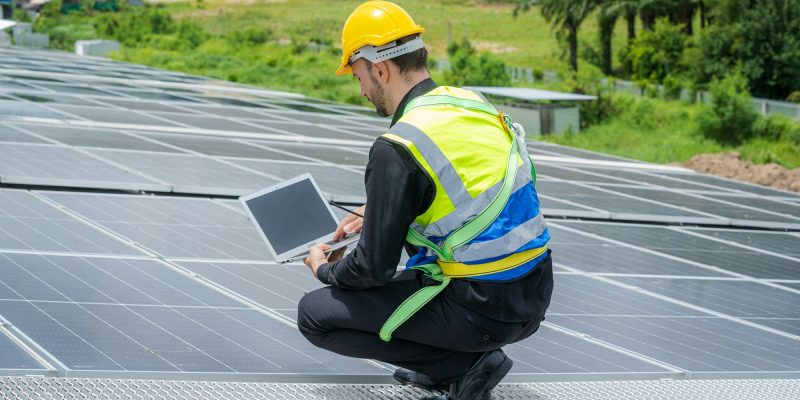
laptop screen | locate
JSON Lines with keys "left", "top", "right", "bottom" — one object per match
{"left": 244, "top": 177, "right": 337, "bottom": 255}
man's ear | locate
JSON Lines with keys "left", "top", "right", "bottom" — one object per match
{"left": 373, "top": 61, "right": 391, "bottom": 84}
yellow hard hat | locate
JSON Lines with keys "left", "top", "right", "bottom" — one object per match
{"left": 336, "top": 1, "right": 425, "bottom": 76}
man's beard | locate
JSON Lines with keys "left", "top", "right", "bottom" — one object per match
{"left": 368, "top": 75, "right": 390, "bottom": 117}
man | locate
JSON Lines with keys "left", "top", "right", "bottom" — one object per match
{"left": 298, "top": 2, "right": 553, "bottom": 399}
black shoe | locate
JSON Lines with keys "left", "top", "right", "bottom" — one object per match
{"left": 394, "top": 368, "right": 450, "bottom": 392}
{"left": 397, "top": 368, "right": 493, "bottom": 400}
{"left": 448, "top": 349, "right": 512, "bottom": 400}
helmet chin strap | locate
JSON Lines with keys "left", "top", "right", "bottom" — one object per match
{"left": 349, "top": 37, "right": 425, "bottom": 66}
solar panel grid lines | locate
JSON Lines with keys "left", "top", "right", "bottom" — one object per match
{"left": 136, "top": 259, "right": 394, "bottom": 375}
{"left": 0, "top": 323, "right": 53, "bottom": 373}
{"left": 606, "top": 186, "right": 800, "bottom": 229}
{"left": 555, "top": 221, "right": 800, "bottom": 282}
{"left": 535, "top": 179, "right": 731, "bottom": 225}
{"left": 537, "top": 321, "right": 684, "bottom": 374}
{"left": 0, "top": 252, "right": 388, "bottom": 376}
{"left": 554, "top": 262, "right": 800, "bottom": 343}
{"left": 609, "top": 278, "right": 800, "bottom": 321}
{"left": 0, "top": 190, "right": 147, "bottom": 256}
{"left": 653, "top": 170, "right": 800, "bottom": 199}
{"left": 0, "top": 142, "right": 171, "bottom": 192}
{"left": 35, "top": 191, "right": 273, "bottom": 261}
{"left": 548, "top": 221, "right": 784, "bottom": 282}
{"left": 700, "top": 192, "right": 800, "bottom": 220}
{"left": 80, "top": 148, "right": 278, "bottom": 196}
{"left": 565, "top": 180, "right": 734, "bottom": 223}
{"left": 22, "top": 191, "right": 158, "bottom": 258}
{"left": 549, "top": 164, "right": 739, "bottom": 193}
{"left": 537, "top": 192, "right": 613, "bottom": 218}
{"left": 670, "top": 227, "right": 800, "bottom": 267}
{"left": 0, "top": 258, "right": 307, "bottom": 374}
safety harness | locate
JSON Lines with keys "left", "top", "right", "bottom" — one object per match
{"left": 379, "top": 95, "right": 546, "bottom": 342}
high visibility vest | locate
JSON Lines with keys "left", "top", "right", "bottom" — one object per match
{"left": 378, "top": 86, "right": 550, "bottom": 341}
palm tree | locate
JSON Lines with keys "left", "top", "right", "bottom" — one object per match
{"left": 516, "top": 0, "right": 600, "bottom": 72}
{"left": 606, "top": 0, "right": 641, "bottom": 74}
{"left": 597, "top": 1, "right": 619, "bottom": 74}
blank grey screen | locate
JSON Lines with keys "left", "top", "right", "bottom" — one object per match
{"left": 246, "top": 178, "right": 337, "bottom": 254}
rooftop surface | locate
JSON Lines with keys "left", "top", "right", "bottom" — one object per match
{"left": 0, "top": 45, "right": 799, "bottom": 399}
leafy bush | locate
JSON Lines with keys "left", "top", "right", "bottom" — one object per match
{"left": 628, "top": 18, "right": 687, "bottom": 83}
{"left": 662, "top": 74, "right": 685, "bottom": 101}
{"left": 12, "top": 8, "right": 32, "bottom": 22}
{"left": 695, "top": 71, "right": 758, "bottom": 145}
{"left": 228, "top": 27, "right": 272, "bottom": 46}
{"left": 443, "top": 40, "right": 510, "bottom": 86}
{"left": 47, "top": 23, "right": 97, "bottom": 50}
{"left": 571, "top": 79, "right": 619, "bottom": 128}
{"left": 753, "top": 114, "right": 800, "bottom": 144}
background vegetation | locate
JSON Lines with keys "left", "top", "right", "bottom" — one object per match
{"left": 15, "top": 0, "right": 800, "bottom": 168}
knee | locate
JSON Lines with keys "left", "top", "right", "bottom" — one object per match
{"left": 296, "top": 288, "right": 328, "bottom": 340}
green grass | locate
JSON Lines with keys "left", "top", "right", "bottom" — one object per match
{"left": 540, "top": 94, "right": 800, "bottom": 168}
{"left": 154, "top": 0, "right": 631, "bottom": 76}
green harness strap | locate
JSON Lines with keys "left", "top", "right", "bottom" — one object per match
{"left": 379, "top": 97, "right": 524, "bottom": 342}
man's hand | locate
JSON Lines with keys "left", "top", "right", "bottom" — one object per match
{"left": 332, "top": 204, "right": 366, "bottom": 242}
{"left": 304, "top": 244, "right": 347, "bottom": 279}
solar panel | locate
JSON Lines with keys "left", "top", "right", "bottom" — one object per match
{"left": 600, "top": 186, "right": 800, "bottom": 229}
{"left": 556, "top": 221, "right": 800, "bottom": 280}
{"left": 653, "top": 170, "right": 799, "bottom": 199}
{"left": 8, "top": 92, "right": 100, "bottom": 106}
{"left": 0, "top": 254, "right": 383, "bottom": 375}
{"left": 535, "top": 180, "right": 727, "bottom": 224}
{"left": 0, "top": 143, "right": 169, "bottom": 192}
{"left": 45, "top": 104, "right": 185, "bottom": 127}
{"left": 227, "top": 159, "right": 366, "bottom": 201}
{"left": 138, "top": 132, "right": 303, "bottom": 160}
{"left": 39, "top": 192, "right": 271, "bottom": 260}
{"left": 611, "top": 277, "right": 800, "bottom": 321}
{"left": 551, "top": 315, "right": 800, "bottom": 372}
{"left": 8, "top": 123, "right": 180, "bottom": 153}
{"left": 678, "top": 227, "right": 800, "bottom": 257}
{"left": 699, "top": 193, "right": 800, "bottom": 220}
{"left": 0, "top": 189, "right": 146, "bottom": 255}
{"left": 0, "top": 327, "right": 48, "bottom": 371}
{"left": 548, "top": 224, "right": 731, "bottom": 277}
{"left": 0, "top": 123, "right": 48, "bottom": 144}
{"left": 84, "top": 149, "right": 278, "bottom": 195}
{"left": 96, "top": 98, "right": 200, "bottom": 113}
{"left": 549, "top": 274, "right": 706, "bottom": 316}
{"left": 552, "top": 165, "right": 742, "bottom": 193}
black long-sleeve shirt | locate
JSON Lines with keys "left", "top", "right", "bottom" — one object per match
{"left": 315, "top": 79, "right": 553, "bottom": 322}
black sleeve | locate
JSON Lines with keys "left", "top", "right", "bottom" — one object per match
{"left": 315, "top": 138, "right": 434, "bottom": 290}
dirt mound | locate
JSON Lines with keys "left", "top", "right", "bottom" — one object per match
{"left": 683, "top": 151, "right": 800, "bottom": 194}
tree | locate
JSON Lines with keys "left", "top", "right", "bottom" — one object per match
{"left": 515, "top": 0, "right": 599, "bottom": 72}
{"left": 628, "top": 18, "right": 686, "bottom": 82}
{"left": 597, "top": 2, "right": 618, "bottom": 74}
{"left": 695, "top": 71, "right": 758, "bottom": 144}
{"left": 693, "top": 0, "right": 800, "bottom": 99}
{"left": 606, "top": 0, "right": 641, "bottom": 74}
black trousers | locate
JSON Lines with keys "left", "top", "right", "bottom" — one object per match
{"left": 297, "top": 270, "right": 542, "bottom": 382}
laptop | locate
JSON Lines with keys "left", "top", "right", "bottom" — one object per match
{"left": 239, "top": 173, "right": 360, "bottom": 264}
